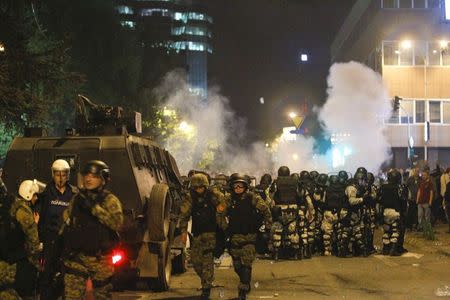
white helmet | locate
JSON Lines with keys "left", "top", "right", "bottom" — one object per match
{"left": 19, "top": 179, "right": 40, "bottom": 201}
{"left": 52, "top": 159, "right": 70, "bottom": 175}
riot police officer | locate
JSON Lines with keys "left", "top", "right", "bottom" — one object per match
{"left": 312, "top": 173, "right": 327, "bottom": 255}
{"left": 218, "top": 173, "right": 272, "bottom": 300}
{"left": 38, "top": 159, "right": 78, "bottom": 299}
{"left": 61, "top": 160, "right": 123, "bottom": 299}
{"left": 346, "top": 168, "right": 369, "bottom": 257}
{"left": 179, "top": 173, "right": 224, "bottom": 299}
{"left": 271, "top": 166, "right": 302, "bottom": 260}
{"left": 254, "top": 173, "right": 274, "bottom": 254}
{"left": 379, "top": 169, "right": 408, "bottom": 256}
{"left": 0, "top": 179, "right": 41, "bottom": 299}
{"left": 364, "top": 172, "right": 378, "bottom": 254}
{"left": 321, "top": 175, "right": 344, "bottom": 256}
{"left": 298, "top": 171, "right": 315, "bottom": 259}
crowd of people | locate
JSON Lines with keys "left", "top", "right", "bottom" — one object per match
{"left": 1, "top": 157, "right": 449, "bottom": 300}
{"left": 182, "top": 165, "right": 450, "bottom": 299}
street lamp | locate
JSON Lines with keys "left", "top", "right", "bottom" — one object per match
{"left": 288, "top": 112, "right": 297, "bottom": 119}
{"left": 0, "top": 42, "right": 5, "bottom": 53}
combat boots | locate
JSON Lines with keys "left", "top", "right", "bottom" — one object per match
{"left": 382, "top": 243, "right": 390, "bottom": 255}
{"left": 303, "top": 244, "right": 312, "bottom": 259}
{"left": 200, "top": 288, "right": 211, "bottom": 300}
{"left": 389, "top": 243, "right": 402, "bottom": 256}
{"left": 272, "top": 249, "right": 279, "bottom": 261}
{"left": 238, "top": 289, "right": 247, "bottom": 300}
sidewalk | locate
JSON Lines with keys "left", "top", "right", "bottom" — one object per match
{"left": 404, "top": 223, "right": 450, "bottom": 257}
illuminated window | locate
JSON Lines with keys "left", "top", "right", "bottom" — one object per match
{"left": 446, "top": 0, "right": 450, "bottom": 20}
{"left": 400, "top": 46, "right": 413, "bottom": 66}
{"left": 429, "top": 101, "right": 441, "bottom": 123}
{"left": 383, "top": 41, "right": 398, "bottom": 65}
{"left": 428, "top": 42, "right": 441, "bottom": 65}
{"left": 174, "top": 12, "right": 187, "bottom": 22}
{"left": 416, "top": 101, "right": 425, "bottom": 123}
{"left": 141, "top": 8, "right": 169, "bottom": 17}
{"left": 172, "top": 27, "right": 185, "bottom": 35}
{"left": 414, "top": 41, "right": 426, "bottom": 65}
{"left": 443, "top": 102, "right": 450, "bottom": 123}
{"left": 117, "top": 6, "right": 134, "bottom": 15}
{"left": 400, "top": 100, "right": 414, "bottom": 124}
{"left": 120, "top": 21, "right": 135, "bottom": 29}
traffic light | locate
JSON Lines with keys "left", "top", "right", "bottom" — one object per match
{"left": 392, "top": 96, "right": 401, "bottom": 111}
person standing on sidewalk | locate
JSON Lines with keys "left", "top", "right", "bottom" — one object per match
{"left": 416, "top": 170, "right": 434, "bottom": 231}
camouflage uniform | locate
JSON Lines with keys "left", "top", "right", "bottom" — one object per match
{"left": 179, "top": 187, "right": 224, "bottom": 292}
{"left": 363, "top": 184, "right": 378, "bottom": 253}
{"left": 219, "top": 192, "right": 272, "bottom": 295}
{"left": 298, "top": 183, "right": 315, "bottom": 258}
{"left": 61, "top": 189, "right": 123, "bottom": 300}
{"left": 345, "top": 184, "right": 367, "bottom": 256}
{"left": 0, "top": 198, "right": 41, "bottom": 299}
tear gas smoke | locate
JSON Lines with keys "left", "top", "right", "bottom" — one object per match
{"left": 319, "top": 61, "right": 392, "bottom": 173}
{"left": 271, "top": 62, "right": 393, "bottom": 174}
{"left": 153, "top": 70, "right": 273, "bottom": 177}
{"left": 155, "top": 62, "right": 392, "bottom": 178}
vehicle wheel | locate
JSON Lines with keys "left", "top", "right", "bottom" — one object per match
{"left": 172, "top": 248, "right": 187, "bottom": 274}
{"left": 147, "top": 183, "right": 171, "bottom": 242}
{"left": 151, "top": 239, "right": 172, "bottom": 291}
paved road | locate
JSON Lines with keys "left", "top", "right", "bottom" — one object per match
{"left": 113, "top": 225, "right": 450, "bottom": 300}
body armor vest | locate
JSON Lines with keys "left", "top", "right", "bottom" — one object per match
{"left": 380, "top": 183, "right": 401, "bottom": 211}
{"left": 191, "top": 190, "right": 217, "bottom": 236}
{"left": 274, "top": 176, "right": 298, "bottom": 205}
{"left": 0, "top": 198, "right": 27, "bottom": 263}
{"left": 228, "top": 193, "right": 259, "bottom": 235}
{"left": 325, "top": 185, "right": 345, "bottom": 210}
{"left": 63, "top": 190, "right": 118, "bottom": 256}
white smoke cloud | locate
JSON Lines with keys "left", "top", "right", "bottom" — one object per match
{"left": 154, "top": 62, "right": 392, "bottom": 178}
{"left": 318, "top": 61, "right": 392, "bottom": 173}
{"left": 153, "top": 70, "right": 273, "bottom": 177}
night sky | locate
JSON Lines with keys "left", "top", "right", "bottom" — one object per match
{"left": 208, "top": 0, "right": 356, "bottom": 142}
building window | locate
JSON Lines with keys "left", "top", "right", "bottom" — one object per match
{"left": 117, "top": 6, "right": 134, "bottom": 15}
{"left": 443, "top": 102, "right": 450, "bottom": 124}
{"left": 429, "top": 101, "right": 441, "bottom": 123}
{"left": 382, "top": 0, "right": 397, "bottom": 8}
{"left": 141, "top": 8, "right": 169, "bottom": 17}
{"left": 383, "top": 41, "right": 398, "bottom": 65}
{"left": 400, "top": 46, "right": 413, "bottom": 65}
{"left": 443, "top": 49, "right": 450, "bottom": 65}
{"left": 413, "top": 0, "right": 427, "bottom": 8}
{"left": 399, "top": 0, "right": 412, "bottom": 8}
{"left": 414, "top": 41, "right": 426, "bottom": 65}
{"left": 400, "top": 100, "right": 414, "bottom": 123}
{"left": 416, "top": 100, "right": 425, "bottom": 123}
{"left": 120, "top": 21, "right": 135, "bottom": 29}
{"left": 428, "top": 42, "right": 441, "bottom": 65}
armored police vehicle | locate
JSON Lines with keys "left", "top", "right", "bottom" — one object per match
{"left": 1, "top": 95, "right": 186, "bottom": 291}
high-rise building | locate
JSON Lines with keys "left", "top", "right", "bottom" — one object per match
{"left": 332, "top": 0, "right": 450, "bottom": 168}
{"left": 116, "top": 0, "right": 213, "bottom": 99}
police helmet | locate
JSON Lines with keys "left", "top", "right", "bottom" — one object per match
{"left": 190, "top": 173, "right": 209, "bottom": 188}
{"left": 354, "top": 171, "right": 367, "bottom": 182}
{"left": 18, "top": 179, "right": 40, "bottom": 201}
{"left": 329, "top": 175, "right": 339, "bottom": 185}
{"left": 299, "top": 170, "right": 310, "bottom": 181}
{"left": 338, "top": 170, "right": 348, "bottom": 181}
{"left": 387, "top": 169, "right": 401, "bottom": 184}
{"left": 356, "top": 167, "right": 368, "bottom": 177}
{"left": 310, "top": 171, "right": 319, "bottom": 180}
{"left": 317, "top": 173, "right": 328, "bottom": 186}
{"left": 290, "top": 173, "right": 299, "bottom": 182}
{"left": 278, "top": 166, "right": 290, "bottom": 177}
{"left": 367, "top": 172, "right": 375, "bottom": 185}
{"left": 260, "top": 173, "right": 272, "bottom": 186}
{"left": 229, "top": 173, "right": 249, "bottom": 188}
{"left": 51, "top": 159, "right": 70, "bottom": 176}
{"left": 81, "top": 160, "right": 110, "bottom": 182}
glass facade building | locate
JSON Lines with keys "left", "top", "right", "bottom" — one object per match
{"left": 331, "top": 0, "right": 450, "bottom": 168}
{"left": 116, "top": 0, "right": 212, "bottom": 99}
